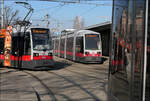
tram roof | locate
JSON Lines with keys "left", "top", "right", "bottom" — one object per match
{"left": 62, "top": 29, "right": 76, "bottom": 32}
{"left": 12, "top": 27, "right": 50, "bottom": 33}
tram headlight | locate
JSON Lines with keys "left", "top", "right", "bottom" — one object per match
{"left": 97, "top": 52, "right": 101, "bottom": 54}
{"left": 33, "top": 53, "right": 39, "bottom": 56}
{"left": 48, "top": 53, "right": 53, "bottom": 56}
{"left": 85, "top": 52, "right": 89, "bottom": 55}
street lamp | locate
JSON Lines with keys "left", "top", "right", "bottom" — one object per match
{"left": 15, "top": 1, "right": 34, "bottom": 32}
{"left": 15, "top": 1, "right": 34, "bottom": 22}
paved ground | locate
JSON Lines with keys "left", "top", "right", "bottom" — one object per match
{"left": 0, "top": 56, "right": 110, "bottom": 101}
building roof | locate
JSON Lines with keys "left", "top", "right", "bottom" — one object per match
{"left": 84, "top": 21, "right": 112, "bottom": 31}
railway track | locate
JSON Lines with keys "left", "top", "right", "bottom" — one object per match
{"left": 55, "top": 57, "right": 108, "bottom": 75}
{"left": 22, "top": 71, "right": 57, "bottom": 101}
{"left": 0, "top": 56, "right": 109, "bottom": 101}
{"left": 47, "top": 71, "right": 102, "bottom": 101}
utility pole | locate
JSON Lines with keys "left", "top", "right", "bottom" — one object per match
{"left": 46, "top": 13, "right": 50, "bottom": 28}
{"left": 1, "top": 0, "right": 4, "bottom": 28}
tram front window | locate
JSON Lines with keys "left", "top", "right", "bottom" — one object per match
{"left": 32, "top": 34, "right": 50, "bottom": 51}
{"left": 85, "top": 34, "right": 100, "bottom": 50}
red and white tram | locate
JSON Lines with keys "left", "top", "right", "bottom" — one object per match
{"left": 0, "top": 27, "right": 54, "bottom": 69}
{"left": 53, "top": 29, "right": 103, "bottom": 63}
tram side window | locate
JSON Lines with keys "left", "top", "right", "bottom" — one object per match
{"left": 67, "top": 37, "right": 73, "bottom": 52}
{"left": 60, "top": 38, "right": 65, "bottom": 52}
{"left": 48, "top": 36, "right": 53, "bottom": 49}
{"left": 49, "top": 37, "right": 52, "bottom": 50}
{"left": 0, "top": 38, "right": 4, "bottom": 54}
{"left": 19, "top": 37, "right": 24, "bottom": 56}
{"left": 11, "top": 37, "right": 18, "bottom": 55}
{"left": 66, "top": 37, "right": 69, "bottom": 52}
{"left": 24, "top": 33, "right": 31, "bottom": 55}
{"left": 76, "top": 37, "right": 83, "bottom": 53}
{"left": 55, "top": 39, "right": 59, "bottom": 51}
{"left": 52, "top": 40, "right": 54, "bottom": 49}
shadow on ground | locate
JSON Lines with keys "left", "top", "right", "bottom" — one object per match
{"left": 15, "top": 61, "right": 72, "bottom": 71}
{"left": 75, "top": 57, "right": 108, "bottom": 64}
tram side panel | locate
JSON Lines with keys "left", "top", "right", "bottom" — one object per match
{"left": 66, "top": 36, "right": 74, "bottom": 60}
{"left": 11, "top": 36, "right": 25, "bottom": 67}
{"left": 60, "top": 38, "right": 65, "bottom": 58}
{"left": 10, "top": 34, "right": 33, "bottom": 68}
{"left": 0, "top": 38, "right": 4, "bottom": 66}
{"left": 55, "top": 39, "right": 59, "bottom": 56}
{"left": 53, "top": 39, "right": 57, "bottom": 56}
{"left": 64, "top": 35, "right": 67, "bottom": 59}
{"left": 75, "top": 36, "right": 84, "bottom": 62}
{"left": 19, "top": 34, "right": 32, "bottom": 67}
{"left": 52, "top": 39, "right": 55, "bottom": 54}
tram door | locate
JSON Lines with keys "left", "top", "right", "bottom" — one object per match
{"left": 11, "top": 37, "right": 18, "bottom": 67}
{"left": 0, "top": 38, "right": 4, "bottom": 66}
{"left": 17, "top": 33, "right": 24, "bottom": 68}
{"left": 11, "top": 33, "right": 24, "bottom": 68}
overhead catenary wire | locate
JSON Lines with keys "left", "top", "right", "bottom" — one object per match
{"left": 10, "top": 0, "right": 111, "bottom": 31}
{"left": 79, "top": 5, "right": 98, "bottom": 17}
{"left": 13, "top": 0, "right": 111, "bottom": 20}
{"left": 49, "top": 3, "right": 66, "bottom": 16}
{"left": 32, "top": 3, "right": 65, "bottom": 18}
{"left": 31, "top": 1, "right": 111, "bottom": 22}
{"left": 38, "top": 0, "right": 112, "bottom": 6}
{"left": 34, "top": 4, "right": 61, "bottom": 12}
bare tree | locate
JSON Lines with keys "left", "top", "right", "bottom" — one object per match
{"left": 81, "top": 18, "right": 85, "bottom": 29}
{"left": 73, "top": 16, "right": 84, "bottom": 30}
{"left": 0, "top": 6, "right": 20, "bottom": 28}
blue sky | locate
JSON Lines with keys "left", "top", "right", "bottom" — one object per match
{"left": 4, "top": 0, "right": 112, "bottom": 30}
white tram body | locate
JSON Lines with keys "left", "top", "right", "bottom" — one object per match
{"left": 53, "top": 29, "right": 103, "bottom": 63}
